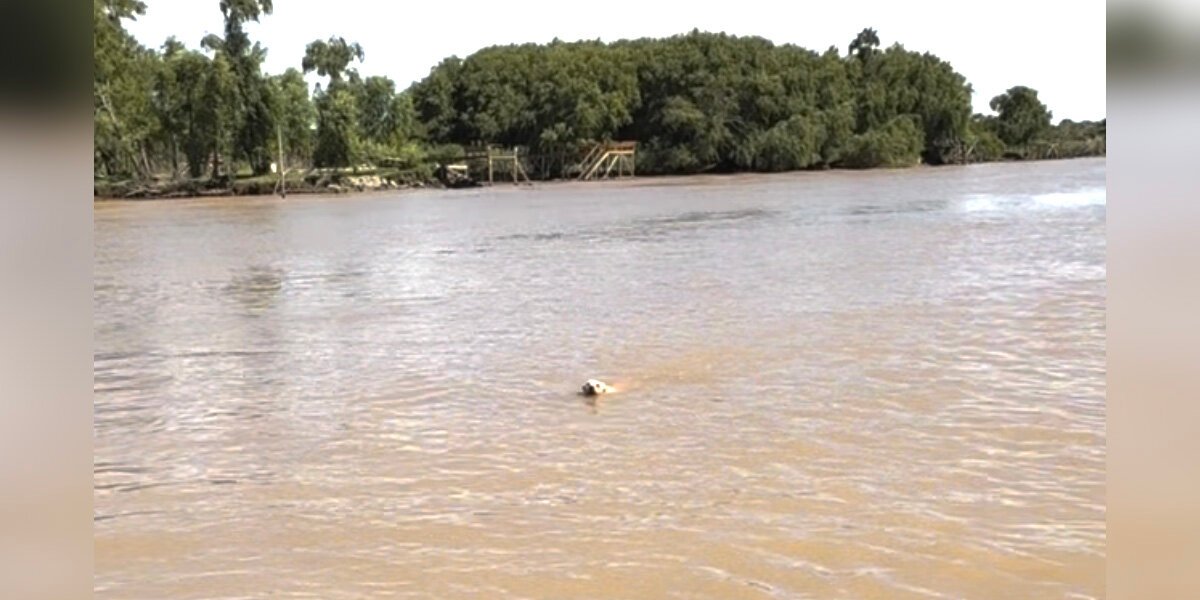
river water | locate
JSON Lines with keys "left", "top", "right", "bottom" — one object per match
{"left": 95, "top": 158, "right": 1106, "bottom": 599}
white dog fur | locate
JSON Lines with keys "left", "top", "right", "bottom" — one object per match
{"left": 581, "top": 379, "right": 614, "bottom": 396}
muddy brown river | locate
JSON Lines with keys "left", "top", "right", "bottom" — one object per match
{"left": 95, "top": 158, "right": 1106, "bottom": 598}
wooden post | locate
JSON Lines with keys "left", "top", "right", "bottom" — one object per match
{"left": 487, "top": 146, "right": 494, "bottom": 185}
{"left": 276, "top": 122, "right": 286, "bottom": 198}
{"left": 602, "top": 153, "right": 619, "bottom": 179}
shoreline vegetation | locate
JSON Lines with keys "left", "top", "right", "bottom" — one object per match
{"left": 95, "top": 1, "right": 1105, "bottom": 201}
{"left": 94, "top": 156, "right": 1106, "bottom": 203}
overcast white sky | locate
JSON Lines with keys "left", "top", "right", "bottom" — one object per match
{"left": 126, "top": 0, "right": 1107, "bottom": 121}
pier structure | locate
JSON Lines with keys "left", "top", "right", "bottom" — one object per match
{"left": 575, "top": 141, "right": 637, "bottom": 181}
{"left": 462, "top": 145, "right": 533, "bottom": 185}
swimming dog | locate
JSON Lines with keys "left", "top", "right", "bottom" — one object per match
{"left": 581, "top": 379, "right": 614, "bottom": 396}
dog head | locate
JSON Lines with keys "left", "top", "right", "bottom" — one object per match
{"left": 581, "top": 379, "right": 611, "bottom": 396}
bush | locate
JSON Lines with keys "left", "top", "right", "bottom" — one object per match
{"left": 424, "top": 143, "right": 466, "bottom": 165}
{"left": 748, "top": 115, "right": 826, "bottom": 172}
{"left": 967, "top": 126, "right": 1005, "bottom": 162}
{"left": 636, "top": 144, "right": 703, "bottom": 174}
{"left": 839, "top": 115, "right": 924, "bottom": 168}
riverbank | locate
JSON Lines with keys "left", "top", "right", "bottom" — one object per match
{"left": 94, "top": 154, "right": 1105, "bottom": 202}
{"left": 94, "top": 167, "right": 436, "bottom": 201}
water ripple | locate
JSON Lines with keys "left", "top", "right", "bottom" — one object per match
{"left": 95, "top": 158, "right": 1106, "bottom": 598}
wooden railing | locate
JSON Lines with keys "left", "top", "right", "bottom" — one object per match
{"left": 576, "top": 141, "right": 637, "bottom": 181}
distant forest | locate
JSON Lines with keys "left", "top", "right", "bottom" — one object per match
{"left": 95, "top": 0, "right": 1106, "bottom": 188}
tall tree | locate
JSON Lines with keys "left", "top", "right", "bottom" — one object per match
{"left": 94, "top": 0, "right": 157, "bottom": 179}
{"left": 153, "top": 38, "right": 203, "bottom": 177}
{"left": 209, "top": 0, "right": 273, "bottom": 59}
{"left": 410, "top": 57, "right": 462, "bottom": 142}
{"left": 989, "top": 85, "right": 1052, "bottom": 147}
{"left": 306, "top": 37, "right": 366, "bottom": 167}
{"left": 302, "top": 37, "right": 365, "bottom": 87}
{"left": 313, "top": 88, "right": 359, "bottom": 167}
{"left": 201, "top": 0, "right": 276, "bottom": 175}
{"left": 201, "top": 53, "right": 240, "bottom": 179}
{"left": 849, "top": 27, "right": 880, "bottom": 61}
{"left": 352, "top": 76, "right": 406, "bottom": 145}
{"left": 268, "top": 69, "right": 317, "bottom": 166}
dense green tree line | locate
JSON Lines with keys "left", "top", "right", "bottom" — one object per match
{"left": 94, "top": 0, "right": 422, "bottom": 182}
{"left": 412, "top": 29, "right": 1102, "bottom": 175}
{"left": 95, "top": 3, "right": 1104, "bottom": 186}
{"left": 969, "top": 86, "right": 1106, "bottom": 161}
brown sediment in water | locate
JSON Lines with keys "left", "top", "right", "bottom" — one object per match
{"left": 94, "top": 158, "right": 1106, "bottom": 598}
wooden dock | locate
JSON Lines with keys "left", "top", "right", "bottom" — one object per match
{"left": 462, "top": 145, "right": 532, "bottom": 185}
{"left": 576, "top": 141, "right": 636, "bottom": 181}
{"left": 451, "top": 141, "right": 638, "bottom": 184}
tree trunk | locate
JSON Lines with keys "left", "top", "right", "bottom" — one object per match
{"left": 98, "top": 148, "right": 119, "bottom": 180}
{"left": 99, "top": 89, "right": 135, "bottom": 179}
{"left": 170, "top": 135, "right": 180, "bottom": 180}
{"left": 139, "top": 142, "right": 153, "bottom": 180}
